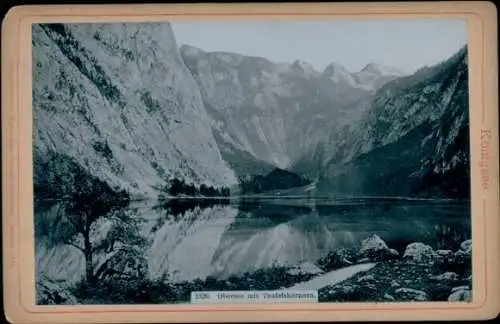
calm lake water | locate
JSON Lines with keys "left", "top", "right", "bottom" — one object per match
{"left": 35, "top": 197, "right": 471, "bottom": 284}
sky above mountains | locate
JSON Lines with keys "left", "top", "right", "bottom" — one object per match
{"left": 171, "top": 19, "right": 467, "bottom": 74}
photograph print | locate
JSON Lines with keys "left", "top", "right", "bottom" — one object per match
{"left": 33, "top": 18, "right": 472, "bottom": 305}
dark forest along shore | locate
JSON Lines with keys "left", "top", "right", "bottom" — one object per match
{"left": 35, "top": 197, "right": 471, "bottom": 304}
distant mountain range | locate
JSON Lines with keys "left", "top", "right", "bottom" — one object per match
{"left": 32, "top": 22, "right": 469, "bottom": 199}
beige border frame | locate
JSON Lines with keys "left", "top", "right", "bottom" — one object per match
{"left": 2, "top": 2, "right": 499, "bottom": 323}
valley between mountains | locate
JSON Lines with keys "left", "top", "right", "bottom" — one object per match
{"left": 33, "top": 22, "right": 469, "bottom": 200}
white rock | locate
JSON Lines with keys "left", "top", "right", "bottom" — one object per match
{"left": 360, "top": 234, "right": 389, "bottom": 254}
{"left": 448, "top": 289, "right": 472, "bottom": 302}
{"left": 403, "top": 242, "right": 437, "bottom": 263}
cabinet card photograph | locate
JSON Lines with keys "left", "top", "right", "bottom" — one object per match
{"left": 2, "top": 2, "right": 498, "bottom": 323}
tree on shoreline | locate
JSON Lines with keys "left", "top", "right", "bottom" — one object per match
{"left": 59, "top": 182, "right": 145, "bottom": 285}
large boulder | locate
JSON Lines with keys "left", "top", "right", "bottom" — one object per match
{"left": 403, "top": 242, "right": 437, "bottom": 264}
{"left": 358, "top": 234, "right": 398, "bottom": 261}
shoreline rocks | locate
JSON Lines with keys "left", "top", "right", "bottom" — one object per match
{"left": 40, "top": 233, "right": 473, "bottom": 305}
{"left": 316, "top": 235, "right": 473, "bottom": 303}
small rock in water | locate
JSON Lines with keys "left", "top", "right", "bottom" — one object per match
{"left": 448, "top": 289, "right": 472, "bottom": 302}
{"left": 383, "top": 293, "right": 395, "bottom": 301}
{"left": 451, "top": 285, "right": 470, "bottom": 293}
{"left": 389, "top": 249, "right": 399, "bottom": 257}
{"left": 394, "top": 288, "right": 429, "bottom": 301}
{"left": 431, "top": 272, "right": 459, "bottom": 281}
{"left": 403, "top": 242, "right": 437, "bottom": 264}
{"left": 404, "top": 279, "right": 412, "bottom": 284}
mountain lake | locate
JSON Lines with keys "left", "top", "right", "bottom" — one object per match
{"left": 35, "top": 197, "right": 471, "bottom": 285}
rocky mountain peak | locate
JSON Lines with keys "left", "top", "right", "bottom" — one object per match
{"left": 322, "top": 62, "right": 349, "bottom": 76}
{"left": 291, "top": 59, "right": 321, "bottom": 76}
{"left": 359, "top": 63, "right": 406, "bottom": 76}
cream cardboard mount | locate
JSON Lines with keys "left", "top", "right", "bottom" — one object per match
{"left": 2, "top": 2, "right": 499, "bottom": 323}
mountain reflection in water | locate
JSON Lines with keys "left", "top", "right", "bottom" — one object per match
{"left": 35, "top": 197, "right": 470, "bottom": 284}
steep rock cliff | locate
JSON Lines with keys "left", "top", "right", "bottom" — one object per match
{"left": 33, "top": 23, "right": 237, "bottom": 198}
